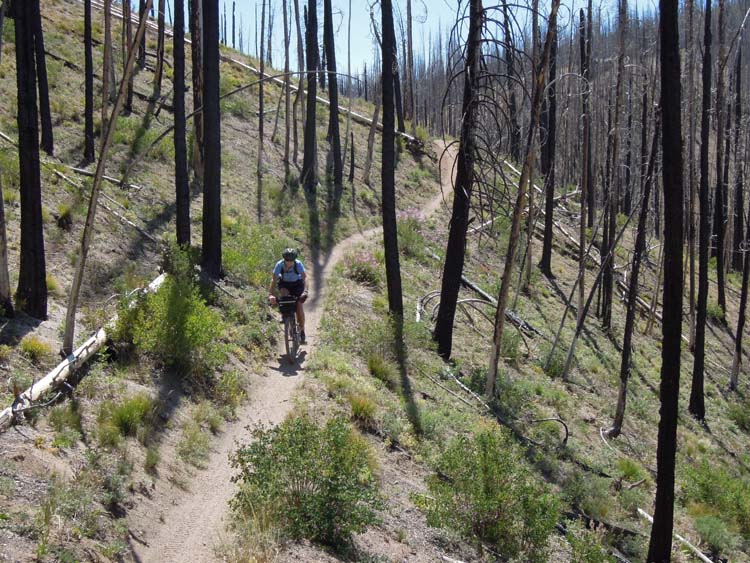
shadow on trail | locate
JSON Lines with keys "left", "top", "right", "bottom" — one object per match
{"left": 393, "top": 315, "right": 422, "bottom": 436}
{"left": 269, "top": 350, "right": 307, "bottom": 377}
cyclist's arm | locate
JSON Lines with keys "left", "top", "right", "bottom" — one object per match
{"left": 301, "top": 271, "right": 308, "bottom": 293}
{"left": 269, "top": 273, "right": 280, "bottom": 297}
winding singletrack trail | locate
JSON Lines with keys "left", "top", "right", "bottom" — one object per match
{"left": 129, "top": 142, "right": 455, "bottom": 562}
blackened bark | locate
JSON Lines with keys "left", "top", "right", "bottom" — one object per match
{"left": 138, "top": 0, "right": 147, "bottom": 68}
{"left": 174, "top": 0, "right": 190, "bottom": 246}
{"left": 292, "top": 0, "right": 305, "bottom": 165}
{"left": 201, "top": 0, "right": 222, "bottom": 278}
{"left": 394, "top": 60, "right": 405, "bottom": 133}
{"left": 732, "top": 48, "right": 743, "bottom": 272}
{"left": 623, "top": 86, "right": 633, "bottom": 216}
{"left": 30, "top": 0, "right": 52, "bottom": 155}
{"left": 0, "top": 4, "right": 13, "bottom": 317}
{"left": 539, "top": 25, "right": 557, "bottom": 278}
{"left": 84, "top": 0, "right": 95, "bottom": 164}
{"left": 154, "top": 0, "right": 166, "bottom": 98}
{"left": 381, "top": 0, "right": 403, "bottom": 316}
{"left": 258, "top": 0, "right": 265, "bottom": 222}
{"left": 690, "top": 0, "right": 712, "bottom": 422}
{"left": 13, "top": 0, "right": 47, "bottom": 319}
{"left": 124, "top": 0, "right": 134, "bottom": 112}
{"left": 433, "top": 0, "right": 483, "bottom": 359}
{"left": 503, "top": 2, "right": 520, "bottom": 163}
{"left": 609, "top": 112, "right": 659, "bottom": 439}
{"left": 647, "top": 0, "right": 684, "bottom": 557}
{"left": 731, "top": 212, "right": 750, "bottom": 390}
{"left": 713, "top": 0, "right": 727, "bottom": 313}
{"left": 189, "top": 0, "right": 205, "bottom": 184}
{"left": 301, "top": 0, "right": 318, "bottom": 195}
{"left": 323, "top": 0, "right": 343, "bottom": 210}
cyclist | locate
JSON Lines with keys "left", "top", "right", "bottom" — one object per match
{"left": 268, "top": 248, "right": 309, "bottom": 342}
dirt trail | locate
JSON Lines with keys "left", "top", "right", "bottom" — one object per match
{"left": 129, "top": 142, "right": 455, "bottom": 562}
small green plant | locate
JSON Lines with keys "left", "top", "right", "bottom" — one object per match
{"left": 348, "top": 394, "right": 377, "bottom": 429}
{"left": 19, "top": 335, "right": 53, "bottom": 365}
{"left": 413, "top": 424, "right": 560, "bottom": 560}
{"left": 501, "top": 329, "right": 521, "bottom": 365}
{"left": 193, "top": 400, "right": 223, "bottom": 435}
{"left": 231, "top": 416, "right": 382, "bottom": 546}
{"left": 728, "top": 399, "right": 750, "bottom": 433}
{"left": 46, "top": 274, "right": 61, "bottom": 296}
{"left": 48, "top": 401, "right": 83, "bottom": 447}
{"left": 0, "top": 344, "right": 11, "bottom": 363}
{"left": 144, "top": 446, "right": 160, "bottom": 475}
{"left": 345, "top": 251, "right": 382, "bottom": 287}
{"left": 706, "top": 300, "right": 726, "bottom": 323}
{"left": 396, "top": 208, "right": 427, "bottom": 260}
{"left": 177, "top": 420, "right": 211, "bottom": 468}
{"left": 694, "top": 515, "right": 737, "bottom": 555}
{"left": 97, "top": 394, "right": 156, "bottom": 447}
{"left": 541, "top": 344, "right": 566, "bottom": 379}
{"left": 367, "top": 353, "right": 398, "bottom": 390}
{"left": 616, "top": 457, "right": 647, "bottom": 483}
{"left": 567, "top": 521, "right": 615, "bottom": 563}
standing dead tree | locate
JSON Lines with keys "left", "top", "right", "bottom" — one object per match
{"left": 486, "top": 0, "right": 561, "bottom": 397}
{"left": 63, "top": 0, "right": 154, "bottom": 355}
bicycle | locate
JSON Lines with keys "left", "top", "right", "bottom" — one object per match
{"left": 277, "top": 295, "right": 301, "bottom": 363}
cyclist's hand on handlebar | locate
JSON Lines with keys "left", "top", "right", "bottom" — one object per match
{"left": 300, "top": 291, "right": 309, "bottom": 303}
{"left": 268, "top": 295, "right": 277, "bottom": 305}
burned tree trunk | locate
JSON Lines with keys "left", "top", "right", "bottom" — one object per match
{"left": 292, "top": 0, "right": 305, "bottom": 164}
{"left": 31, "top": 0, "right": 52, "bottom": 155}
{"left": 381, "top": 0, "right": 403, "bottom": 316}
{"left": 189, "top": 0, "right": 205, "bottom": 185}
{"left": 647, "top": 0, "right": 684, "bottom": 556}
{"left": 201, "top": 0, "right": 222, "bottom": 278}
{"left": 84, "top": 0, "right": 95, "bottom": 164}
{"left": 154, "top": 0, "right": 166, "bottom": 98}
{"left": 0, "top": 2, "right": 13, "bottom": 317}
{"left": 13, "top": 0, "right": 47, "bottom": 320}
{"left": 258, "top": 0, "right": 266, "bottom": 222}
{"left": 323, "top": 0, "right": 343, "bottom": 211}
{"left": 690, "top": 0, "right": 712, "bottom": 422}
{"left": 433, "top": 0, "right": 483, "bottom": 359}
{"left": 732, "top": 48, "right": 744, "bottom": 272}
{"left": 609, "top": 111, "right": 660, "bottom": 439}
{"left": 539, "top": 25, "right": 557, "bottom": 278}
{"left": 174, "top": 0, "right": 190, "bottom": 246}
{"left": 363, "top": 101, "right": 380, "bottom": 186}
{"left": 301, "top": 0, "right": 318, "bottom": 196}
{"left": 503, "top": 2, "right": 520, "bottom": 163}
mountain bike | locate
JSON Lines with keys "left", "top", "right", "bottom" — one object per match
{"left": 277, "top": 295, "right": 301, "bottom": 363}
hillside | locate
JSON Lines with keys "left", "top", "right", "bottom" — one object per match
{"left": 1, "top": 1, "right": 750, "bottom": 563}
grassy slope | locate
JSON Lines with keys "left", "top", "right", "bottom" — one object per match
{"left": 0, "top": 0, "right": 440, "bottom": 561}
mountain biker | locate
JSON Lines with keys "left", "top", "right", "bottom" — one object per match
{"left": 268, "top": 248, "right": 309, "bottom": 342}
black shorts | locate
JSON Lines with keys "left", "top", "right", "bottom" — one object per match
{"left": 278, "top": 279, "right": 305, "bottom": 297}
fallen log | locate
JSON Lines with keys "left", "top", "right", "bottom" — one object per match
{"left": 0, "top": 274, "right": 167, "bottom": 432}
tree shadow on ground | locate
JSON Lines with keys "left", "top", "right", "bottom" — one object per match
{"left": 393, "top": 315, "right": 422, "bottom": 437}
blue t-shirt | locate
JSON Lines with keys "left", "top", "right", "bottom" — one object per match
{"left": 273, "top": 259, "right": 305, "bottom": 283}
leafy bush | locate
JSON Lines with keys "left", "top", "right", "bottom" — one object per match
{"left": 706, "top": 300, "right": 726, "bottom": 323}
{"left": 728, "top": 399, "right": 750, "bottom": 433}
{"left": 19, "top": 335, "right": 53, "bottom": 365}
{"left": 48, "top": 402, "right": 83, "bottom": 448}
{"left": 413, "top": 424, "right": 560, "bottom": 560}
{"left": 345, "top": 251, "right": 382, "bottom": 288}
{"left": 683, "top": 460, "right": 750, "bottom": 539}
{"left": 231, "top": 416, "right": 382, "bottom": 546}
{"left": 224, "top": 223, "right": 287, "bottom": 287}
{"left": 177, "top": 420, "right": 211, "bottom": 468}
{"left": 694, "top": 515, "right": 737, "bottom": 555}
{"left": 541, "top": 344, "right": 567, "bottom": 379}
{"left": 120, "top": 246, "right": 225, "bottom": 377}
{"left": 567, "top": 521, "right": 615, "bottom": 563}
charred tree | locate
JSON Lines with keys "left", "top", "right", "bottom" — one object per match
{"left": 84, "top": 0, "right": 95, "bottom": 164}
{"left": 13, "top": 0, "right": 47, "bottom": 319}
{"left": 713, "top": 0, "right": 727, "bottom": 313}
{"left": 690, "top": 0, "right": 712, "bottom": 422}
{"left": 258, "top": 0, "right": 266, "bottom": 222}
{"left": 433, "top": 0, "right": 483, "bottom": 359}
{"left": 539, "top": 24, "right": 557, "bottom": 278}
{"left": 301, "top": 0, "right": 318, "bottom": 196}
{"left": 292, "top": 0, "right": 305, "bottom": 164}
{"left": 381, "top": 0, "right": 403, "bottom": 316}
{"left": 609, "top": 111, "right": 660, "bottom": 439}
{"left": 502, "top": 2, "right": 520, "bottom": 163}
{"left": 154, "top": 0, "right": 166, "bottom": 98}
{"left": 732, "top": 48, "right": 743, "bottom": 272}
{"left": 647, "top": 0, "right": 684, "bottom": 556}
{"left": 102, "top": 0, "right": 115, "bottom": 132}
{"left": 123, "top": 0, "right": 134, "bottom": 112}
{"left": 189, "top": 0, "right": 205, "bottom": 185}
{"left": 138, "top": 0, "right": 147, "bottom": 68}
{"left": 31, "top": 0, "right": 52, "bottom": 155}
{"left": 174, "top": 0, "right": 190, "bottom": 246}
{"left": 201, "top": 0, "right": 222, "bottom": 278}
{"left": 0, "top": 2, "right": 13, "bottom": 317}
{"left": 323, "top": 0, "right": 343, "bottom": 211}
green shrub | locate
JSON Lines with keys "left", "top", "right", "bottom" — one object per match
{"left": 728, "top": 399, "right": 750, "bottom": 433}
{"left": 396, "top": 208, "right": 427, "bottom": 260}
{"left": 501, "top": 330, "right": 521, "bottom": 365}
{"left": 48, "top": 402, "right": 83, "bottom": 447}
{"left": 345, "top": 251, "right": 382, "bottom": 288}
{"left": 0, "top": 345, "right": 11, "bottom": 363}
{"left": 177, "top": 420, "right": 211, "bottom": 468}
{"left": 563, "top": 471, "right": 614, "bottom": 521}
{"left": 224, "top": 222, "right": 287, "bottom": 287}
{"left": 144, "top": 447, "right": 160, "bottom": 475}
{"left": 367, "top": 353, "right": 398, "bottom": 390}
{"left": 706, "top": 301, "right": 726, "bottom": 323}
{"left": 98, "top": 394, "right": 156, "bottom": 446}
{"left": 694, "top": 515, "right": 737, "bottom": 555}
{"left": 121, "top": 246, "right": 225, "bottom": 377}
{"left": 413, "top": 424, "right": 560, "bottom": 560}
{"left": 231, "top": 416, "right": 382, "bottom": 546}
{"left": 19, "top": 335, "right": 53, "bottom": 365}
{"left": 348, "top": 394, "right": 377, "bottom": 429}
{"left": 567, "top": 521, "right": 615, "bottom": 563}
{"left": 683, "top": 460, "right": 750, "bottom": 539}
